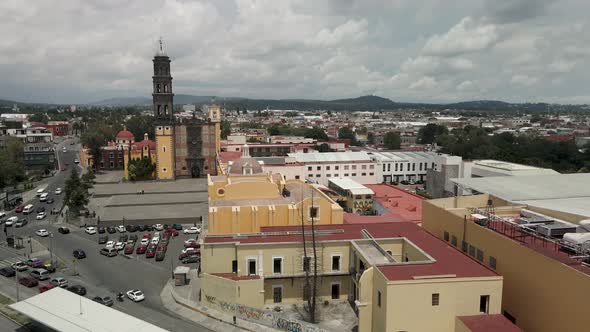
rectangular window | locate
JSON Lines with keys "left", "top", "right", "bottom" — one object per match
{"left": 273, "top": 258, "right": 282, "bottom": 274}
{"left": 351, "top": 173, "right": 357, "bottom": 176}
{"left": 489, "top": 256, "right": 497, "bottom": 269}
{"left": 332, "top": 256, "right": 341, "bottom": 271}
{"left": 387, "top": 164, "right": 391, "bottom": 171}
{"left": 412, "top": 163, "right": 416, "bottom": 171}
{"left": 469, "top": 245, "right": 476, "bottom": 257}
{"left": 369, "top": 172, "right": 374, "bottom": 176}
{"left": 326, "top": 166, "right": 330, "bottom": 170}
{"left": 395, "top": 163, "right": 398, "bottom": 171}
{"left": 443, "top": 231, "right": 449, "bottom": 242}
{"left": 344, "top": 173, "right": 349, "bottom": 177}
{"left": 432, "top": 162, "right": 435, "bottom": 169}
{"left": 400, "top": 164, "right": 404, "bottom": 171}
{"left": 248, "top": 259, "right": 257, "bottom": 275}
{"left": 295, "top": 175, "right": 300, "bottom": 180}
{"left": 369, "top": 165, "right": 374, "bottom": 169}
{"left": 344, "top": 165, "right": 349, "bottom": 170}
{"left": 331, "top": 283, "right": 340, "bottom": 300}
{"left": 352, "top": 165, "right": 357, "bottom": 170}
{"left": 476, "top": 249, "right": 484, "bottom": 262}
{"left": 317, "top": 166, "right": 321, "bottom": 171}
{"left": 232, "top": 260, "right": 238, "bottom": 273}
{"left": 303, "top": 256, "right": 311, "bottom": 272}
{"left": 308, "top": 166, "right": 312, "bottom": 171}
{"left": 362, "top": 165, "right": 367, "bottom": 169}
{"left": 361, "top": 173, "right": 366, "bottom": 176}
{"left": 273, "top": 286, "right": 283, "bottom": 303}
{"left": 316, "top": 174, "right": 320, "bottom": 177}
{"left": 377, "top": 291, "right": 382, "bottom": 307}
{"left": 480, "top": 295, "right": 490, "bottom": 313}
{"left": 462, "top": 241, "right": 468, "bottom": 253}
{"left": 451, "top": 235, "right": 457, "bottom": 247}
{"left": 326, "top": 174, "right": 331, "bottom": 177}
{"left": 383, "top": 164, "right": 386, "bottom": 172}
{"left": 432, "top": 293, "right": 440, "bottom": 306}
{"left": 335, "top": 166, "right": 339, "bottom": 170}
{"left": 309, "top": 206, "right": 318, "bottom": 219}
{"left": 419, "top": 163, "right": 423, "bottom": 171}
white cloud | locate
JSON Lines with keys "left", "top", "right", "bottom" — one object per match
{"left": 409, "top": 76, "right": 437, "bottom": 90}
{"left": 447, "top": 58, "right": 474, "bottom": 71}
{"left": 456, "top": 80, "right": 476, "bottom": 91}
{"left": 548, "top": 60, "right": 575, "bottom": 73}
{"left": 511, "top": 74, "right": 538, "bottom": 87}
{"left": 422, "top": 17, "right": 498, "bottom": 57}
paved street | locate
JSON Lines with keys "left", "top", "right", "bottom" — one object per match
{"left": 0, "top": 137, "right": 213, "bottom": 331}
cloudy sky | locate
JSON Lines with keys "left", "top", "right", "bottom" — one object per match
{"left": 1, "top": 0, "right": 589, "bottom": 104}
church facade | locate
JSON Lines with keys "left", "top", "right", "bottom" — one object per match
{"left": 151, "top": 43, "right": 220, "bottom": 180}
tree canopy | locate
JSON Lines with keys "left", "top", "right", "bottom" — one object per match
{"left": 125, "top": 115, "right": 154, "bottom": 141}
{"left": 417, "top": 123, "right": 448, "bottom": 144}
{"left": 383, "top": 131, "right": 401, "bottom": 150}
{"left": 0, "top": 138, "right": 26, "bottom": 189}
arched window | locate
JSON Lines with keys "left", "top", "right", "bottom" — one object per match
{"left": 156, "top": 84, "right": 161, "bottom": 93}
{"left": 157, "top": 105, "right": 161, "bottom": 115}
{"left": 163, "top": 84, "right": 167, "bottom": 93}
{"left": 163, "top": 145, "right": 166, "bottom": 153}
{"left": 164, "top": 105, "right": 168, "bottom": 115}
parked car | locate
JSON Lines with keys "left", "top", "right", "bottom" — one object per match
{"left": 118, "top": 234, "right": 128, "bottom": 242}
{"left": 50, "top": 277, "right": 68, "bottom": 288}
{"left": 126, "top": 289, "right": 145, "bottom": 302}
{"left": 19, "top": 277, "right": 39, "bottom": 288}
{"left": 137, "top": 225, "right": 146, "bottom": 232}
{"left": 98, "top": 227, "right": 106, "bottom": 234}
{"left": 151, "top": 237, "right": 159, "bottom": 245}
{"left": 116, "top": 225, "right": 126, "bottom": 233}
{"left": 58, "top": 226, "right": 70, "bottom": 234}
{"left": 15, "top": 218, "right": 28, "bottom": 228}
{"left": 181, "top": 255, "right": 200, "bottom": 264}
{"left": 153, "top": 224, "right": 164, "bottom": 231}
{"left": 145, "top": 225, "right": 153, "bottom": 231}
{"left": 184, "top": 239, "right": 199, "bottom": 248}
{"left": 172, "top": 224, "right": 183, "bottom": 231}
{"left": 155, "top": 251, "right": 166, "bottom": 261}
{"left": 142, "top": 232, "right": 151, "bottom": 239}
{"left": 93, "top": 296, "right": 114, "bottom": 306}
{"left": 179, "top": 248, "right": 200, "bottom": 260}
{"left": 54, "top": 188, "right": 63, "bottom": 195}
{"left": 36, "top": 206, "right": 46, "bottom": 213}
{"left": 46, "top": 198, "right": 55, "bottom": 204}
{"left": 11, "top": 261, "right": 28, "bottom": 272}
{"left": 123, "top": 244, "right": 135, "bottom": 255}
{"left": 136, "top": 244, "right": 147, "bottom": 254}
{"left": 36, "top": 212, "right": 47, "bottom": 220}
{"left": 125, "top": 225, "right": 138, "bottom": 232}
{"left": 106, "top": 226, "right": 116, "bottom": 234}
{"left": 100, "top": 248, "right": 117, "bottom": 257}
{"left": 105, "top": 241, "right": 115, "bottom": 249}
{"left": 39, "top": 192, "right": 48, "bottom": 201}
{"left": 25, "top": 258, "right": 44, "bottom": 268}
{"left": 35, "top": 229, "right": 49, "bottom": 237}
{"left": 183, "top": 226, "right": 201, "bottom": 234}
{"left": 5, "top": 216, "right": 18, "bottom": 226}
{"left": 114, "top": 242, "right": 125, "bottom": 251}
{"left": 15, "top": 205, "right": 24, "bottom": 213}
{"left": 165, "top": 229, "right": 179, "bottom": 237}
{"left": 67, "top": 285, "right": 87, "bottom": 296}
{"left": 29, "top": 269, "right": 50, "bottom": 280}
{"left": 145, "top": 244, "right": 157, "bottom": 258}
{"left": 129, "top": 234, "right": 138, "bottom": 242}
{"left": 140, "top": 238, "right": 149, "bottom": 246}
{"left": 73, "top": 249, "right": 86, "bottom": 259}
{"left": 85, "top": 227, "right": 97, "bottom": 235}
{"left": 0, "top": 267, "right": 15, "bottom": 277}
{"left": 42, "top": 263, "right": 56, "bottom": 273}
{"left": 98, "top": 235, "right": 108, "bottom": 244}
{"left": 39, "top": 284, "right": 55, "bottom": 293}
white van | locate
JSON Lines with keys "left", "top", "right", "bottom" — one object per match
{"left": 36, "top": 189, "right": 45, "bottom": 197}
{"left": 39, "top": 193, "right": 49, "bottom": 202}
{"left": 23, "top": 204, "right": 34, "bottom": 215}
{"left": 30, "top": 268, "right": 50, "bottom": 280}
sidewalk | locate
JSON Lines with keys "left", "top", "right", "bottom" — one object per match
{"left": 160, "top": 270, "right": 277, "bottom": 332}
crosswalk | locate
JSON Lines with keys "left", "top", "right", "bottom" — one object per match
{"left": 0, "top": 255, "right": 30, "bottom": 268}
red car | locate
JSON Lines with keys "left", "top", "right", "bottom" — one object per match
{"left": 142, "top": 232, "right": 151, "bottom": 239}
{"left": 184, "top": 241, "right": 200, "bottom": 249}
{"left": 15, "top": 205, "right": 24, "bottom": 213}
{"left": 145, "top": 244, "right": 157, "bottom": 258}
{"left": 124, "top": 244, "right": 135, "bottom": 255}
{"left": 164, "top": 229, "right": 179, "bottom": 237}
{"left": 179, "top": 249, "right": 200, "bottom": 260}
{"left": 136, "top": 244, "right": 147, "bottom": 254}
{"left": 19, "top": 277, "right": 39, "bottom": 288}
{"left": 39, "top": 284, "right": 55, "bottom": 293}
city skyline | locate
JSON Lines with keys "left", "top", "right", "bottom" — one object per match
{"left": 1, "top": 0, "right": 590, "bottom": 105}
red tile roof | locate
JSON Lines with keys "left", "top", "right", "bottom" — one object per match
{"left": 219, "top": 151, "right": 242, "bottom": 163}
{"left": 344, "top": 184, "right": 423, "bottom": 225}
{"left": 458, "top": 315, "right": 522, "bottom": 332}
{"left": 205, "top": 222, "right": 497, "bottom": 281}
{"left": 116, "top": 130, "right": 134, "bottom": 139}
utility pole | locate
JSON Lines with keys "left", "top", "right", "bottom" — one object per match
{"left": 310, "top": 188, "right": 318, "bottom": 323}
{"left": 300, "top": 183, "right": 310, "bottom": 313}
{"left": 15, "top": 267, "right": 20, "bottom": 302}
{"left": 29, "top": 236, "right": 32, "bottom": 254}
{"left": 49, "top": 232, "right": 54, "bottom": 265}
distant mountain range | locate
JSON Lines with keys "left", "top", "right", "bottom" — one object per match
{"left": 2, "top": 94, "right": 589, "bottom": 112}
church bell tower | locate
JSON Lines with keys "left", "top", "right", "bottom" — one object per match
{"left": 153, "top": 38, "right": 175, "bottom": 180}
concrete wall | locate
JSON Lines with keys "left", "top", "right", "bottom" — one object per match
{"left": 155, "top": 124, "right": 175, "bottom": 180}
{"left": 423, "top": 197, "right": 590, "bottom": 332}
{"left": 356, "top": 267, "right": 374, "bottom": 332}
{"left": 263, "top": 275, "right": 350, "bottom": 304}
{"left": 200, "top": 273, "right": 264, "bottom": 313}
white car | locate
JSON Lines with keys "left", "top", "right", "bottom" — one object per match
{"left": 181, "top": 247, "right": 197, "bottom": 255}
{"left": 183, "top": 226, "right": 201, "bottom": 234}
{"left": 39, "top": 193, "right": 49, "bottom": 202}
{"left": 140, "top": 238, "right": 149, "bottom": 246}
{"left": 74, "top": 159, "right": 80, "bottom": 164}
{"left": 36, "top": 188, "right": 45, "bottom": 197}
{"left": 55, "top": 188, "right": 63, "bottom": 195}
{"left": 126, "top": 289, "right": 145, "bottom": 302}
{"left": 184, "top": 238, "right": 197, "bottom": 245}
{"left": 85, "top": 227, "right": 97, "bottom": 235}
{"left": 11, "top": 261, "right": 28, "bottom": 272}
{"left": 36, "top": 212, "right": 47, "bottom": 220}
{"left": 36, "top": 229, "right": 49, "bottom": 237}
{"left": 62, "top": 147, "right": 67, "bottom": 153}
{"left": 151, "top": 237, "right": 159, "bottom": 245}
{"left": 0, "top": 212, "right": 5, "bottom": 219}
{"left": 5, "top": 216, "right": 18, "bottom": 226}
{"left": 114, "top": 242, "right": 125, "bottom": 250}
{"left": 116, "top": 225, "right": 126, "bottom": 233}
{"left": 153, "top": 224, "right": 164, "bottom": 231}
{"left": 105, "top": 241, "right": 115, "bottom": 249}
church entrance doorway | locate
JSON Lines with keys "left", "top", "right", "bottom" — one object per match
{"left": 191, "top": 165, "right": 201, "bottom": 178}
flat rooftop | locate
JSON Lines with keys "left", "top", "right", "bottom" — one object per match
{"left": 210, "top": 181, "right": 326, "bottom": 208}
{"left": 205, "top": 222, "right": 497, "bottom": 282}
{"left": 10, "top": 287, "right": 168, "bottom": 332}
{"left": 344, "top": 184, "right": 423, "bottom": 224}
{"left": 458, "top": 314, "right": 522, "bottom": 332}
{"left": 329, "top": 178, "right": 374, "bottom": 195}
{"left": 288, "top": 151, "right": 371, "bottom": 163}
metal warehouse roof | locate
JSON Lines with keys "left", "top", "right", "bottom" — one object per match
{"left": 368, "top": 151, "right": 437, "bottom": 161}
{"left": 328, "top": 178, "right": 375, "bottom": 195}
{"left": 9, "top": 287, "right": 168, "bottom": 332}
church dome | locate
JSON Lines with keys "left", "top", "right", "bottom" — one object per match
{"left": 133, "top": 133, "right": 156, "bottom": 150}
{"left": 116, "top": 130, "right": 135, "bottom": 139}
{"left": 228, "top": 157, "right": 264, "bottom": 175}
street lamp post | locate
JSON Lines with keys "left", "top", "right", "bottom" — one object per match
{"left": 49, "top": 232, "right": 54, "bottom": 265}
{"left": 15, "top": 267, "right": 20, "bottom": 302}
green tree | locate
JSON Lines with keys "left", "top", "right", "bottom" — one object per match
{"left": 383, "top": 131, "right": 401, "bottom": 150}
{"left": 29, "top": 113, "right": 49, "bottom": 124}
{"left": 314, "top": 143, "right": 333, "bottom": 152}
{"left": 417, "top": 124, "right": 449, "bottom": 144}
{"left": 127, "top": 157, "right": 155, "bottom": 181}
{"left": 221, "top": 120, "right": 231, "bottom": 139}
{"left": 125, "top": 115, "right": 154, "bottom": 141}
{"left": 305, "top": 127, "right": 328, "bottom": 140}
{"left": 367, "top": 132, "right": 375, "bottom": 145}
{"left": 69, "top": 188, "right": 89, "bottom": 209}
{"left": 81, "top": 131, "right": 107, "bottom": 170}
{"left": 0, "top": 138, "right": 26, "bottom": 189}
{"left": 81, "top": 167, "right": 96, "bottom": 189}
{"left": 338, "top": 127, "right": 357, "bottom": 145}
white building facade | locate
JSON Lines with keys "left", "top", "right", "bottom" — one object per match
{"left": 369, "top": 151, "right": 438, "bottom": 183}
{"left": 288, "top": 151, "right": 379, "bottom": 186}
